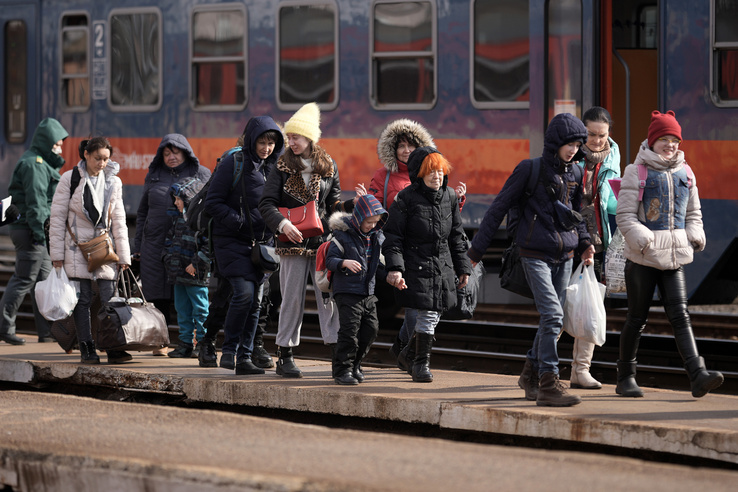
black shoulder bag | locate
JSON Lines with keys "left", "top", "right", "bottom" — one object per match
{"left": 241, "top": 168, "right": 280, "bottom": 275}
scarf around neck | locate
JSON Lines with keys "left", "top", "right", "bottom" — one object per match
{"left": 582, "top": 140, "right": 611, "bottom": 167}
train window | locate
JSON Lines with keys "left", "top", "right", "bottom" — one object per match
{"left": 60, "top": 14, "right": 90, "bottom": 111}
{"left": 471, "top": 0, "right": 530, "bottom": 109}
{"left": 546, "top": 0, "right": 582, "bottom": 119}
{"left": 277, "top": 2, "right": 338, "bottom": 111}
{"left": 370, "top": 1, "right": 436, "bottom": 109}
{"left": 4, "top": 20, "right": 27, "bottom": 144}
{"left": 109, "top": 9, "right": 162, "bottom": 111}
{"left": 712, "top": 0, "right": 738, "bottom": 105}
{"left": 191, "top": 5, "right": 247, "bottom": 111}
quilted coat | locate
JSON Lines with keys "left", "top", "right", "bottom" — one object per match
{"left": 615, "top": 139, "right": 705, "bottom": 270}
{"left": 49, "top": 160, "right": 131, "bottom": 280}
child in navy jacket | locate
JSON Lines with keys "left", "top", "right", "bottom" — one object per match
{"left": 326, "top": 194, "right": 388, "bottom": 385}
{"left": 162, "top": 177, "right": 211, "bottom": 358}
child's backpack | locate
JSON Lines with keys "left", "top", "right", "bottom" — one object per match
{"left": 315, "top": 236, "right": 344, "bottom": 293}
{"left": 185, "top": 147, "right": 246, "bottom": 239}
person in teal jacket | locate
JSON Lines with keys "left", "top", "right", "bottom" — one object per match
{"left": 0, "top": 117, "right": 68, "bottom": 345}
{"left": 569, "top": 106, "right": 621, "bottom": 389}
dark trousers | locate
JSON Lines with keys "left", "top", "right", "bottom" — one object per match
{"left": 620, "top": 261, "right": 700, "bottom": 363}
{"left": 332, "top": 293, "right": 379, "bottom": 377}
{"left": 203, "top": 273, "right": 271, "bottom": 343}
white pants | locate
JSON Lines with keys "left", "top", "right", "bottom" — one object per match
{"left": 275, "top": 254, "right": 340, "bottom": 346}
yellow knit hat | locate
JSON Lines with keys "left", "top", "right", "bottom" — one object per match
{"left": 283, "top": 102, "right": 321, "bottom": 143}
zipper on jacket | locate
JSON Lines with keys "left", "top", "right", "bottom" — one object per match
{"left": 667, "top": 169, "right": 677, "bottom": 266}
{"left": 525, "top": 214, "right": 538, "bottom": 244}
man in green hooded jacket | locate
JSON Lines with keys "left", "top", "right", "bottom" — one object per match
{"left": 0, "top": 117, "right": 68, "bottom": 345}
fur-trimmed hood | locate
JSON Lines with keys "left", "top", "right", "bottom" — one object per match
{"left": 328, "top": 211, "right": 351, "bottom": 232}
{"left": 377, "top": 119, "right": 435, "bottom": 172}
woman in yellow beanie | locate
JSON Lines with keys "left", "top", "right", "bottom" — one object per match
{"left": 259, "top": 102, "right": 358, "bottom": 377}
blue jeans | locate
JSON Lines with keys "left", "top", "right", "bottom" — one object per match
{"left": 521, "top": 257, "right": 572, "bottom": 376}
{"left": 173, "top": 284, "right": 209, "bottom": 347}
{"left": 0, "top": 229, "right": 51, "bottom": 337}
{"left": 405, "top": 308, "right": 441, "bottom": 335}
{"left": 398, "top": 308, "right": 418, "bottom": 343}
{"left": 73, "top": 278, "right": 115, "bottom": 344}
{"left": 222, "top": 277, "right": 263, "bottom": 361}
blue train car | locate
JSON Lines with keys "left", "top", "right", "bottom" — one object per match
{"left": 1, "top": 0, "right": 737, "bottom": 303}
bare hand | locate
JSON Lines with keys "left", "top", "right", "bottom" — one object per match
{"left": 52, "top": 260, "right": 63, "bottom": 268}
{"left": 457, "top": 274, "right": 470, "bottom": 290}
{"left": 581, "top": 245, "right": 595, "bottom": 266}
{"left": 185, "top": 264, "right": 196, "bottom": 276}
{"left": 119, "top": 264, "right": 129, "bottom": 271}
{"left": 342, "top": 259, "right": 362, "bottom": 273}
{"left": 455, "top": 182, "right": 467, "bottom": 197}
{"left": 283, "top": 222, "right": 303, "bottom": 243}
{"left": 387, "top": 271, "right": 407, "bottom": 290}
{"left": 353, "top": 183, "right": 367, "bottom": 204}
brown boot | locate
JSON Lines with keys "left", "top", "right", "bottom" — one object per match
{"left": 536, "top": 372, "right": 582, "bottom": 407}
{"left": 517, "top": 358, "right": 539, "bottom": 401}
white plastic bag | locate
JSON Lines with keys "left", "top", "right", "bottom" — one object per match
{"left": 35, "top": 267, "right": 79, "bottom": 321}
{"left": 605, "top": 229, "right": 627, "bottom": 294}
{"left": 563, "top": 263, "right": 607, "bottom": 346}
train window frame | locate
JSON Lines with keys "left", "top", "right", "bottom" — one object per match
{"left": 59, "top": 11, "right": 91, "bottom": 113}
{"left": 710, "top": 0, "right": 738, "bottom": 107}
{"left": 276, "top": 0, "right": 339, "bottom": 112}
{"left": 4, "top": 18, "right": 28, "bottom": 144}
{"left": 369, "top": 0, "right": 437, "bottom": 110}
{"left": 189, "top": 3, "right": 248, "bottom": 112}
{"left": 469, "top": 0, "right": 530, "bottom": 110}
{"left": 107, "top": 7, "right": 163, "bottom": 113}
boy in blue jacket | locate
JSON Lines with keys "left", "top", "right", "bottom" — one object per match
{"left": 326, "top": 194, "right": 388, "bottom": 385}
{"left": 467, "top": 112, "right": 594, "bottom": 407}
{"left": 163, "top": 177, "right": 211, "bottom": 358}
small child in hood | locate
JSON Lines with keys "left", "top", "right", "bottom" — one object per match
{"left": 326, "top": 194, "right": 388, "bottom": 385}
{"left": 162, "top": 177, "right": 211, "bottom": 358}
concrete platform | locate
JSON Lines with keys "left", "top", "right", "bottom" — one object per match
{"left": 1, "top": 336, "right": 737, "bottom": 466}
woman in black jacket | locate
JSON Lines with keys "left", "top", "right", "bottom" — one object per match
{"left": 382, "top": 147, "right": 471, "bottom": 383}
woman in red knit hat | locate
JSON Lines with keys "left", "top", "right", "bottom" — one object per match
{"left": 614, "top": 110, "right": 723, "bottom": 398}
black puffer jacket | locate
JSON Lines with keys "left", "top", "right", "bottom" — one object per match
{"left": 382, "top": 147, "right": 471, "bottom": 312}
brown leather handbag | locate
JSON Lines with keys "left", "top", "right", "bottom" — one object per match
{"left": 67, "top": 221, "right": 119, "bottom": 272}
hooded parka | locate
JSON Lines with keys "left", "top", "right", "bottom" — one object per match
{"left": 382, "top": 147, "right": 471, "bottom": 312}
{"left": 134, "top": 134, "right": 211, "bottom": 300}
{"left": 206, "top": 116, "right": 285, "bottom": 282}
{"left": 9, "top": 118, "right": 69, "bottom": 244}
{"left": 49, "top": 160, "right": 131, "bottom": 279}
{"left": 369, "top": 119, "right": 435, "bottom": 209}
{"left": 468, "top": 113, "right": 592, "bottom": 264}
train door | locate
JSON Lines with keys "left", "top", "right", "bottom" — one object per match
{"left": 603, "top": 0, "right": 658, "bottom": 165}
{"left": 0, "top": 2, "right": 38, "bottom": 193}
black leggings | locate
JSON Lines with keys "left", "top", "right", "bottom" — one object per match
{"left": 620, "top": 261, "right": 699, "bottom": 363}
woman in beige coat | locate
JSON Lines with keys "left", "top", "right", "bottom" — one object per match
{"left": 49, "top": 137, "right": 131, "bottom": 364}
{"left": 615, "top": 110, "right": 722, "bottom": 398}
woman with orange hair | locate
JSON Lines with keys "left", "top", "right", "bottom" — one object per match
{"left": 382, "top": 147, "right": 471, "bottom": 382}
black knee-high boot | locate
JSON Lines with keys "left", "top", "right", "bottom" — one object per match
{"left": 666, "top": 303, "right": 723, "bottom": 397}
{"left": 616, "top": 314, "right": 646, "bottom": 397}
{"left": 397, "top": 333, "right": 416, "bottom": 373}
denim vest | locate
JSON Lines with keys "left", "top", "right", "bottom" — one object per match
{"left": 641, "top": 167, "right": 690, "bottom": 231}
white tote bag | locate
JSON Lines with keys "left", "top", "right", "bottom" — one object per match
{"left": 563, "top": 263, "right": 607, "bottom": 346}
{"left": 35, "top": 267, "right": 79, "bottom": 321}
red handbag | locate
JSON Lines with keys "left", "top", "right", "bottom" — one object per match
{"left": 278, "top": 200, "right": 324, "bottom": 242}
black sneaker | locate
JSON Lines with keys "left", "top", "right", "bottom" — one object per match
{"left": 235, "top": 359, "right": 266, "bottom": 375}
{"left": 219, "top": 353, "right": 235, "bottom": 370}
{"left": 251, "top": 344, "right": 275, "bottom": 368}
{"left": 107, "top": 350, "right": 133, "bottom": 364}
{"left": 167, "top": 345, "right": 193, "bottom": 358}
{"left": 198, "top": 339, "right": 217, "bottom": 368}
{"left": 38, "top": 336, "right": 56, "bottom": 343}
